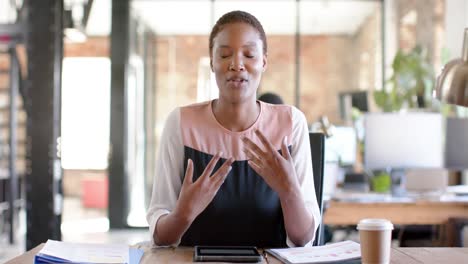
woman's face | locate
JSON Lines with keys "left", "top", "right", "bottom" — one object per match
{"left": 211, "top": 22, "right": 267, "bottom": 104}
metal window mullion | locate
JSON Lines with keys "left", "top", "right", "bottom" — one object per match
{"left": 25, "top": 0, "right": 63, "bottom": 250}
{"left": 109, "top": 0, "right": 130, "bottom": 229}
{"left": 8, "top": 47, "right": 19, "bottom": 244}
{"left": 295, "top": 0, "right": 301, "bottom": 108}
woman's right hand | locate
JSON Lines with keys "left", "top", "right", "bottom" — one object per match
{"left": 174, "top": 152, "right": 234, "bottom": 223}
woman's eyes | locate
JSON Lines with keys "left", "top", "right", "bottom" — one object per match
{"left": 219, "top": 53, "right": 256, "bottom": 58}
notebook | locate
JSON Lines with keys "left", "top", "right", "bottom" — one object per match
{"left": 266, "top": 240, "right": 361, "bottom": 264}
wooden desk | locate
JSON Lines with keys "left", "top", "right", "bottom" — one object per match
{"left": 6, "top": 244, "right": 468, "bottom": 264}
{"left": 324, "top": 199, "right": 468, "bottom": 225}
{"left": 324, "top": 198, "right": 468, "bottom": 246}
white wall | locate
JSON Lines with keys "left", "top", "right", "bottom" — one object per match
{"left": 384, "top": 0, "right": 397, "bottom": 83}
{"left": 445, "top": 0, "right": 468, "bottom": 59}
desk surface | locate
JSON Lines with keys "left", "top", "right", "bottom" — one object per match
{"left": 6, "top": 244, "right": 468, "bottom": 264}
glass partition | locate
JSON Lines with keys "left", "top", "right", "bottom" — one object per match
{"left": 299, "top": 1, "right": 382, "bottom": 124}
{"left": 130, "top": 0, "right": 384, "bottom": 208}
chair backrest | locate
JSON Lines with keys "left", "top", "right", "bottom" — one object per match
{"left": 309, "top": 132, "right": 325, "bottom": 246}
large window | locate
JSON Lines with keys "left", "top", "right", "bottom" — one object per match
{"left": 298, "top": 1, "right": 382, "bottom": 123}
{"left": 61, "top": 58, "right": 110, "bottom": 170}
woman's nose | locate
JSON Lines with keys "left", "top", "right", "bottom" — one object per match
{"left": 229, "top": 56, "right": 245, "bottom": 71}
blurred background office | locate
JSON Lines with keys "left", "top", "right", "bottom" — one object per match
{"left": 0, "top": 0, "right": 467, "bottom": 261}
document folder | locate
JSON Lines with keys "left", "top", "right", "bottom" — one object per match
{"left": 34, "top": 240, "right": 144, "bottom": 264}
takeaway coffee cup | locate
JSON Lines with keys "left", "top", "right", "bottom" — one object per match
{"left": 357, "top": 218, "right": 393, "bottom": 264}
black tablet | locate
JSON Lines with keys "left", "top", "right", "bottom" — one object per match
{"left": 193, "top": 246, "right": 262, "bottom": 262}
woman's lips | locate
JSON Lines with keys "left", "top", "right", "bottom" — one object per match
{"left": 227, "top": 79, "right": 248, "bottom": 88}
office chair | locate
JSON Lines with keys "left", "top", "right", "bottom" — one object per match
{"left": 309, "top": 132, "right": 325, "bottom": 246}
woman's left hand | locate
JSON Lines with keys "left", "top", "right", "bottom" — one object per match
{"left": 242, "top": 130, "right": 300, "bottom": 198}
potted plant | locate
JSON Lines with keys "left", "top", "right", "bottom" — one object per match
{"left": 374, "top": 46, "right": 434, "bottom": 112}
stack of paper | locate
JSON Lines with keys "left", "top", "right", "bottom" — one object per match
{"left": 34, "top": 240, "right": 144, "bottom": 264}
{"left": 267, "top": 240, "right": 361, "bottom": 264}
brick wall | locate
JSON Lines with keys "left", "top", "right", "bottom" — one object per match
{"left": 153, "top": 9, "right": 380, "bottom": 127}
{"left": 154, "top": 35, "right": 208, "bottom": 126}
{"left": 157, "top": 35, "right": 357, "bottom": 123}
{"left": 354, "top": 8, "right": 382, "bottom": 113}
{"left": 300, "top": 35, "right": 353, "bottom": 124}
{"left": 261, "top": 36, "right": 295, "bottom": 106}
{"left": 64, "top": 37, "right": 109, "bottom": 57}
{"left": 0, "top": 47, "right": 28, "bottom": 180}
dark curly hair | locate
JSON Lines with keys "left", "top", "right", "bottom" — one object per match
{"left": 209, "top": 10, "right": 267, "bottom": 57}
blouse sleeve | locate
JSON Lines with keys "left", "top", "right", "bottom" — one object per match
{"left": 286, "top": 107, "right": 321, "bottom": 247}
{"left": 146, "top": 108, "right": 185, "bottom": 246}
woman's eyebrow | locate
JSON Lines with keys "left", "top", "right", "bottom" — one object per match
{"left": 217, "top": 42, "right": 259, "bottom": 49}
{"left": 243, "top": 42, "right": 258, "bottom": 47}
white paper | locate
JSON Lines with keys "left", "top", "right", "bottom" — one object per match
{"left": 269, "top": 240, "right": 361, "bottom": 264}
{"left": 39, "top": 239, "right": 129, "bottom": 264}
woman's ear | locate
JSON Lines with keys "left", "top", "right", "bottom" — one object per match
{"left": 210, "top": 58, "right": 214, "bottom": 72}
{"left": 262, "top": 54, "right": 268, "bottom": 72}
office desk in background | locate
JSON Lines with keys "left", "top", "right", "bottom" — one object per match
{"left": 324, "top": 192, "right": 468, "bottom": 246}
{"left": 324, "top": 198, "right": 468, "bottom": 225}
{"left": 6, "top": 244, "right": 468, "bottom": 264}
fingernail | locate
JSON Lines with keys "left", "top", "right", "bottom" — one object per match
{"left": 218, "top": 151, "right": 223, "bottom": 157}
{"left": 284, "top": 136, "right": 288, "bottom": 143}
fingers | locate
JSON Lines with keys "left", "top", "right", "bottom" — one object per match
{"left": 244, "top": 146, "right": 262, "bottom": 165}
{"left": 243, "top": 130, "right": 287, "bottom": 160}
{"left": 201, "top": 152, "right": 222, "bottom": 179}
{"left": 212, "top": 157, "right": 234, "bottom": 187}
{"left": 242, "top": 137, "right": 265, "bottom": 158}
{"left": 281, "top": 136, "right": 291, "bottom": 160}
{"left": 247, "top": 160, "right": 263, "bottom": 176}
{"left": 183, "top": 159, "right": 194, "bottom": 185}
{"left": 254, "top": 130, "right": 277, "bottom": 154}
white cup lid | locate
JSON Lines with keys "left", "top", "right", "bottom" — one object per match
{"left": 357, "top": 218, "right": 393, "bottom": 231}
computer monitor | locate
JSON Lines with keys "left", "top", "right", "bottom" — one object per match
{"left": 445, "top": 117, "right": 468, "bottom": 170}
{"left": 325, "top": 126, "right": 357, "bottom": 166}
{"left": 339, "top": 91, "right": 369, "bottom": 121}
{"left": 364, "top": 112, "right": 444, "bottom": 170}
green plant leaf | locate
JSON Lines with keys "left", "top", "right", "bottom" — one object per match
{"left": 375, "top": 46, "right": 435, "bottom": 111}
{"left": 374, "top": 91, "right": 389, "bottom": 111}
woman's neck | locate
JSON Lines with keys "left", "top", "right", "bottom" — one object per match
{"left": 212, "top": 98, "right": 260, "bottom": 132}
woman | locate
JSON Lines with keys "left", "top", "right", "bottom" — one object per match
{"left": 146, "top": 10, "right": 320, "bottom": 248}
